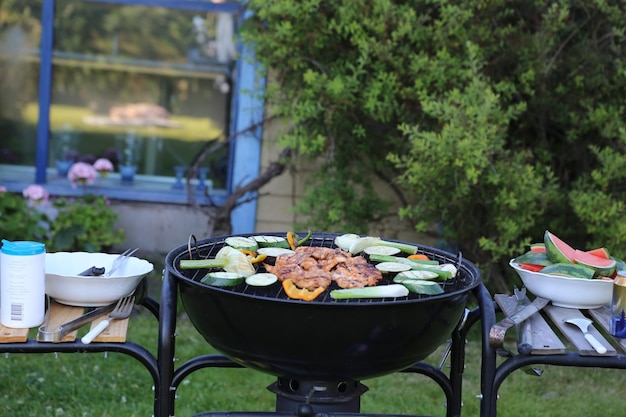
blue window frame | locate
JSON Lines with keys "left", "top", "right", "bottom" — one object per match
{"left": 1, "top": 0, "right": 264, "bottom": 234}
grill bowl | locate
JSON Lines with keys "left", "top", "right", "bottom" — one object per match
{"left": 166, "top": 232, "right": 481, "bottom": 380}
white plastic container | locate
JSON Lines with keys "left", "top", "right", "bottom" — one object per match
{"left": 0, "top": 240, "right": 46, "bottom": 328}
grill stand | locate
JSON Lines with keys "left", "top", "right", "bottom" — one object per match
{"left": 157, "top": 268, "right": 495, "bottom": 417}
{"left": 269, "top": 378, "right": 368, "bottom": 413}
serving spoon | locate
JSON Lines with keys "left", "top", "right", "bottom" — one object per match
{"left": 565, "top": 317, "right": 607, "bottom": 354}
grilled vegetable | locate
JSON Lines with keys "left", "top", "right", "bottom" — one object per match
{"left": 245, "top": 273, "right": 278, "bottom": 287}
{"left": 287, "top": 230, "right": 312, "bottom": 250}
{"left": 180, "top": 246, "right": 256, "bottom": 277}
{"left": 257, "top": 247, "right": 295, "bottom": 258}
{"left": 393, "top": 270, "right": 439, "bottom": 280}
{"left": 375, "top": 262, "right": 412, "bottom": 273}
{"left": 201, "top": 272, "right": 246, "bottom": 287}
{"left": 399, "top": 280, "right": 444, "bottom": 295}
{"left": 334, "top": 234, "right": 361, "bottom": 251}
{"left": 363, "top": 246, "right": 401, "bottom": 256}
{"left": 282, "top": 279, "right": 325, "bottom": 301}
{"left": 248, "top": 235, "right": 290, "bottom": 249}
{"left": 225, "top": 236, "right": 259, "bottom": 251}
{"left": 330, "top": 284, "right": 409, "bottom": 299}
{"left": 348, "top": 236, "right": 418, "bottom": 255}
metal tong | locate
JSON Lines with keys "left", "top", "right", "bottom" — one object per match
{"left": 77, "top": 248, "right": 139, "bottom": 277}
{"left": 37, "top": 302, "right": 117, "bottom": 343}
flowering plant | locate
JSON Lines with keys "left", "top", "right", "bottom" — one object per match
{"left": 0, "top": 187, "right": 47, "bottom": 242}
{"left": 93, "top": 158, "right": 114, "bottom": 177}
{"left": 0, "top": 184, "right": 125, "bottom": 252}
{"left": 67, "top": 161, "right": 98, "bottom": 187}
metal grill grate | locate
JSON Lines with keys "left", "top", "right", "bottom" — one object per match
{"left": 171, "top": 233, "right": 478, "bottom": 305}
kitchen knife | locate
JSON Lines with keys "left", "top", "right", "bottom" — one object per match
{"left": 489, "top": 295, "right": 549, "bottom": 348}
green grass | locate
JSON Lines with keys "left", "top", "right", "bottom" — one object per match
{"left": 1, "top": 280, "right": 625, "bottom": 417}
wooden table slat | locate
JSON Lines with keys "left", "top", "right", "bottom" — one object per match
{"left": 543, "top": 305, "right": 616, "bottom": 356}
{"left": 494, "top": 294, "right": 566, "bottom": 355}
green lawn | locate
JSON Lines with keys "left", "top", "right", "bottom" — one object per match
{"left": 0, "top": 278, "right": 624, "bottom": 417}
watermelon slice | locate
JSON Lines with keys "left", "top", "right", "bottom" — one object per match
{"left": 586, "top": 247, "right": 611, "bottom": 259}
{"left": 530, "top": 243, "right": 546, "bottom": 253}
{"left": 573, "top": 249, "right": 617, "bottom": 277}
{"left": 544, "top": 230, "right": 576, "bottom": 263}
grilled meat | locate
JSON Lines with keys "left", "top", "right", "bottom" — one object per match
{"left": 264, "top": 246, "right": 382, "bottom": 291}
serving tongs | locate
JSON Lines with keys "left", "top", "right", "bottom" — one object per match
{"left": 37, "top": 300, "right": 117, "bottom": 343}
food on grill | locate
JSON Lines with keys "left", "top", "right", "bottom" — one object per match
{"left": 264, "top": 246, "right": 383, "bottom": 298}
{"left": 180, "top": 246, "right": 256, "bottom": 277}
{"left": 394, "top": 270, "right": 439, "bottom": 280}
{"left": 392, "top": 277, "right": 444, "bottom": 295}
{"left": 257, "top": 247, "right": 295, "bottom": 258}
{"left": 330, "top": 284, "right": 409, "bottom": 299}
{"left": 248, "top": 235, "right": 291, "bottom": 249}
{"left": 224, "top": 236, "right": 259, "bottom": 251}
{"left": 282, "top": 279, "right": 327, "bottom": 301}
{"left": 286, "top": 230, "right": 312, "bottom": 250}
{"left": 375, "top": 262, "right": 412, "bottom": 273}
{"left": 201, "top": 271, "right": 246, "bottom": 286}
{"left": 334, "top": 233, "right": 419, "bottom": 255}
{"left": 368, "top": 253, "right": 456, "bottom": 280}
{"left": 245, "top": 272, "right": 278, "bottom": 287}
{"left": 363, "top": 246, "right": 401, "bottom": 256}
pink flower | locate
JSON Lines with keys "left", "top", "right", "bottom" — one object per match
{"left": 67, "top": 162, "right": 97, "bottom": 187}
{"left": 22, "top": 184, "right": 49, "bottom": 204}
{"left": 94, "top": 158, "right": 114, "bottom": 172}
{"left": 94, "top": 158, "right": 114, "bottom": 178}
{"left": 0, "top": 186, "right": 6, "bottom": 192}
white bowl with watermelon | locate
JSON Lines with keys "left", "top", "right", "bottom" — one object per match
{"left": 509, "top": 230, "right": 621, "bottom": 309}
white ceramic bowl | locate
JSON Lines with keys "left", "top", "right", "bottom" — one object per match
{"left": 45, "top": 252, "right": 154, "bottom": 306}
{"left": 509, "top": 259, "right": 613, "bottom": 309}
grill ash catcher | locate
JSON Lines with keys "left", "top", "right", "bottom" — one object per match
{"left": 157, "top": 232, "right": 492, "bottom": 417}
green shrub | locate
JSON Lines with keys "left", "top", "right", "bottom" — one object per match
{"left": 242, "top": 1, "right": 626, "bottom": 291}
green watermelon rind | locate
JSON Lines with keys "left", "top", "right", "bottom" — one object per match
{"left": 544, "top": 230, "right": 576, "bottom": 264}
{"left": 513, "top": 251, "right": 552, "bottom": 266}
{"left": 574, "top": 250, "right": 617, "bottom": 277}
{"left": 541, "top": 263, "right": 595, "bottom": 279}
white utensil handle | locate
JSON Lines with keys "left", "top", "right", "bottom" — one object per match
{"left": 584, "top": 333, "right": 607, "bottom": 354}
{"left": 81, "top": 319, "right": 110, "bottom": 344}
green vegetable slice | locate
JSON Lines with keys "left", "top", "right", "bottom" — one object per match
{"left": 225, "top": 236, "right": 259, "bottom": 251}
{"left": 375, "top": 262, "right": 412, "bottom": 273}
{"left": 330, "top": 284, "right": 409, "bottom": 299}
{"left": 394, "top": 270, "right": 439, "bottom": 280}
{"left": 400, "top": 280, "right": 444, "bottom": 295}
{"left": 201, "top": 271, "right": 245, "bottom": 287}
{"left": 363, "top": 246, "right": 401, "bottom": 256}
{"left": 257, "top": 247, "right": 295, "bottom": 258}
{"left": 248, "top": 235, "right": 290, "bottom": 248}
{"left": 245, "top": 273, "right": 278, "bottom": 287}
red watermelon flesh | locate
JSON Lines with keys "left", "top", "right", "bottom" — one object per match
{"left": 544, "top": 231, "right": 576, "bottom": 263}
{"left": 573, "top": 249, "right": 617, "bottom": 277}
{"left": 586, "top": 247, "right": 610, "bottom": 259}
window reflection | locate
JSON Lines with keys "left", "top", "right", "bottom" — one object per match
{"left": 0, "top": 1, "right": 235, "bottom": 191}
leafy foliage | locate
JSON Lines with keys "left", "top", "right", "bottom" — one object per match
{"left": 0, "top": 192, "right": 46, "bottom": 242}
{"left": 243, "top": 0, "right": 626, "bottom": 290}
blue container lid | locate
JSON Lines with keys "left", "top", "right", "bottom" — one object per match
{"left": 1, "top": 240, "right": 45, "bottom": 255}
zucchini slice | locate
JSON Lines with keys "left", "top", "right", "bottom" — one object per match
{"left": 201, "top": 271, "right": 245, "bottom": 287}
{"left": 363, "top": 246, "right": 401, "bottom": 256}
{"left": 225, "top": 236, "right": 259, "bottom": 251}
{"left": 245, "top": 273, "right": 278, "bottom": 287}
{"left": 400, "top": 280, "right": 444, "bottom": 295}
{"left": 257, "top": 247, "right": 295, "bottom": 258}
{"left": 394, "top": 270, "right": 439, "bottom": 280}
{"left": 249, "top": 235, "right": 291, "bottom": 249}
{"left": 375, "top": 262, "right": 412, "bottom": 273}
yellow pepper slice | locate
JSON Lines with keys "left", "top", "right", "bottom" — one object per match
{"left": 282, "top": 279, "right": 325, "bottom": 301}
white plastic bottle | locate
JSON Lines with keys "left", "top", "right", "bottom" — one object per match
{"left": 0, "top": 240, "right": 46, "bottom": 328}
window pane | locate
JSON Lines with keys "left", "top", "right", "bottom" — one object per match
{"left": 1, "top": 1, "right": 235, "bottom": 191}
